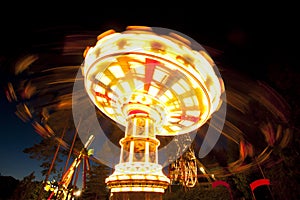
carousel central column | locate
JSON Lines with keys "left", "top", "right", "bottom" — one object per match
{"left": 105, "top": 110, "right": 170, "bottom": 200}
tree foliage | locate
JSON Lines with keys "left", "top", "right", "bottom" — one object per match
{"left": 80, "top": 161, "right": 111, "bottom": 200}
{"left": 10, "top": 172, "right": 48, "bottom": 200}
{"left": 163, "top": 184, "right": 232, "bottom": 200}
{"left": 0, "top": 175, "right": 19, "bottom": 200}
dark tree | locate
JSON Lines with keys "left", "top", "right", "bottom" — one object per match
{"left": 10, "top": 172, "right": 48, "bottom": 200}
{"left": 0, "top": 175, "right": 19, "bottom": 200}
{"left": 80, "top": 161, "right": 111, "bottom": 200}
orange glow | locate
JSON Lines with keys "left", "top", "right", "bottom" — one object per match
{"left": 82, "top": 26, "right": 224, "bottom": 194}
{"left": 83, "top": 26, "right": 223, "bottom": 136}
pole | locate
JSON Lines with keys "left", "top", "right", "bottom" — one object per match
{"left": 63, "top": 120, "right": 81, "bottom": 175}
{"left": 39, "top": 126, "right": 67, "bottom": 200}
{"left": 82, "top": 156, "right": 88, "bottom": 190}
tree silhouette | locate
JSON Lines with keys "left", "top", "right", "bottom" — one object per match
{"left": 81, "top": 161, "right": 111, "bottom": 200}
{"left": 10, "top": 172, "right": 48, "bottom": 200}
{"left": 0, "top": 175, "right": 19, "bottom": 200}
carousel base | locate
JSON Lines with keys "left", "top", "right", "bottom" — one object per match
{"left": 109, "top": 192, "right": 163, "bottom": 200}
{"left": 105, "top": 163, "right": 170, "bottom": 200}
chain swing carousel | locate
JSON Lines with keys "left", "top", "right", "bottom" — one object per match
{"left": 81, "top": 26, "right": 225, "bottom": 199}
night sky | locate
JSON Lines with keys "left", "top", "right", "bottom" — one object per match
{"left": 0, "top": 94, "right": 43, "bottom": 180}
{"left": 0, "top": 4, "right": 297, "bottom": 184}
